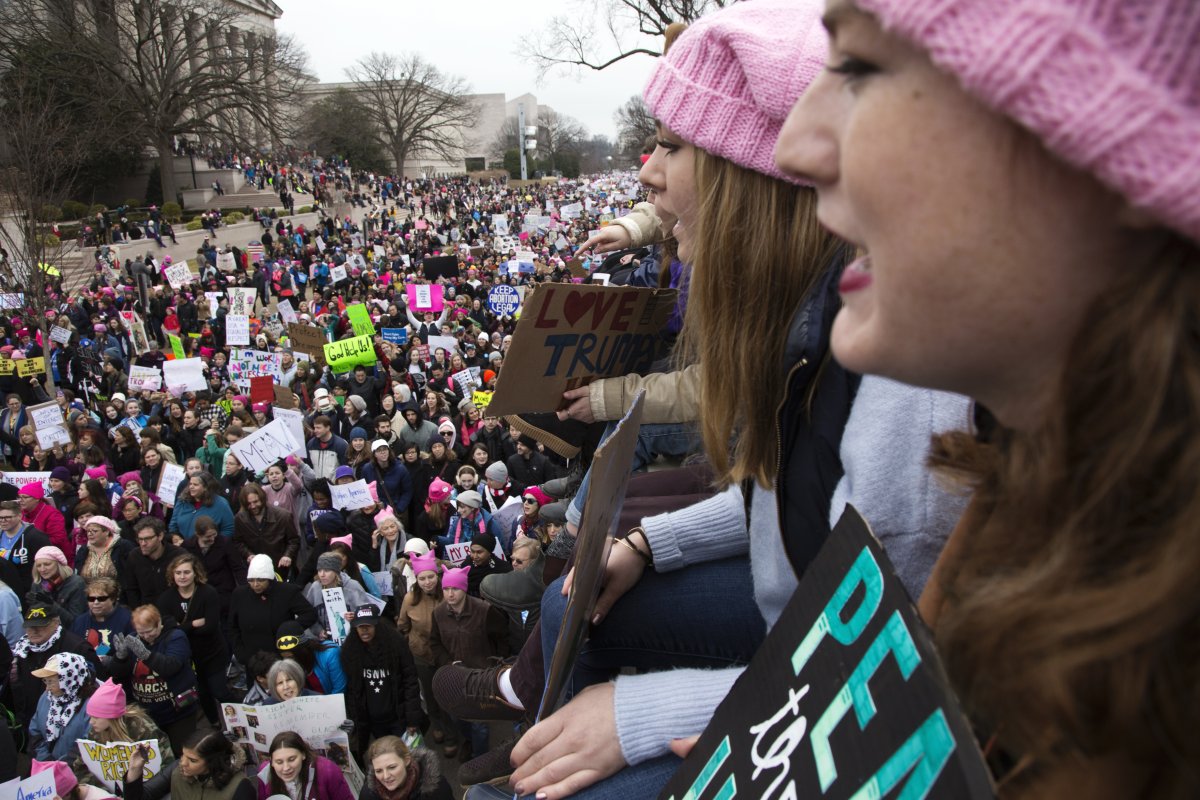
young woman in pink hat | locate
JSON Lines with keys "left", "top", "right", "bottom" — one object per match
{"left": 775, "top": 0, "right": 1200, "bottom": 795}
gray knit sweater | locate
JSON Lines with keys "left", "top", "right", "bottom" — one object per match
{"left": 612, "top": 376, "right": 972, "bottom": 764}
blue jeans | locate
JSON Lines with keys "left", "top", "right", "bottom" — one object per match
{"left": 566, "top": 422, "right": 698, "bottom": 527}
{"left": 539, "top": 557, "right": 764, "bottom": 698}
{"left": 521, "top": 557, "right": 764, "bottom": 798}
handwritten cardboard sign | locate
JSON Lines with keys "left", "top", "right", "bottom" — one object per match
{"left": 330, "top": 478, "right": 373, "bottom": 511}
{"left": 77, "top": 738, "right": 163, "bottom": 791}
{"left": 288, "top": 323, "right": 327, "bottom": 359}
{"left": 346, "top": 303, "right": 376, "bottom": 337}
{"left": 156, "top": 462, "right": 186, "bottom": 507}
{"left": 324, "top": 335, "right": 376, "bottom": 374}
{"left": 277, "top": 299, "right": 298, "bottom": 324}
{"left": 230, "top": 419, "right": 300, "bottom": 473}
{"left": 486, "top": 284, "right": 677, "bottom": 417}
{"left": 226, "top": 314, "right": 250, "bottom": 346}
{"left": 658, "top": 507, "right": 995, "bottom": 800}
{"left": 162, "top": 357, "right": 206, "bottom": 391}
{"left": 128, "top": 365, "right": 162, "bottom": 392}
{"left": 49, "top": 325, "right": 73, "bottom": 345}
{"left": 164, "top": 263, "right": 197, "bottom": 290}
{"left": 0, "top": 769, "right": 55, "bottom": 800}
{"left": 17, "top": 357, "right": 46, "bottom": 377}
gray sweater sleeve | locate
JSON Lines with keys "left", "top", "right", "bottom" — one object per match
{"left": 639, "top": 484, "right": 749, "bottom": 572}
{"left": 613, "top": 668, "right": 744, "bottom": 765}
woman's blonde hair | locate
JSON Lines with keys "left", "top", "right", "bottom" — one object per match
{"left": 91, "top": 703, "right": 155, "bottom": 744}
{"left": 930, "top": 234, "right": 1200, "bottom": 797}
{"left": 676, "top": 149, "right": 845, "bottom": 488}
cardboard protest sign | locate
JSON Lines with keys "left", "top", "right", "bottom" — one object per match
{"left": 323, "top": 586, "right": 350, "bottom": 644}
{"left": 27, "top": 401, "right": 70, "bottom": 450}
{"left": 0, "top": 768, "right": 55, "bottom": 799}
{"left": 49, "top": 325, "right": 73, "bottom": 345}
{"left": 156, "top": 462, "right": 186, "bottom": 507}
{"left": 250, "top": 376, "right": 274, "bottom": 405}
{"left": 565, "top": 258, "right": 589, "bottom": 278}
{"left": 488, "top": 284, "right": 521, "bottom": 316}
{"left": 272, "top": 407, "right": 306, "bottom": 456}
{"left": 228, "top": 288, "right": 256, "bottom": 316}
{"left": 230, "top": 419, "right": 300, "bottom": 473}
{"left": 217, "top": 251, "right": 236, "bottom": 271}
{"left": 330, "top": 479, "right": 374, "bottom": 510}
{"left": 162, "top": 358, "right": 207, "bottom": 391}
{"left": 127, "top": 365, "right": 162, "bottom": 392}
{"left": 0, "top": 472, "right": 50, "bottom": 497}
{"left": 226, "top": 314, "right": 250, "bottom": 345}
{"left": 330, "top": 265, "right": 348, "bottom": 283}
{"left": 0, "top": 357, "right": 11, "bottom": 375}
{"left": 427, "top": 335, "right": 458, "bottom": 359}
{"left": 164, "top": 262, "right": 196, "bottom": 290}
{"left": 540, "top": 391, "right": 645, "bottom": 719}
{"left": 277, "top": 299, "right": 298, "bottom": 324}
{"left": 405, "top": 283, "right": 444, "bottom": 313}
{"left": 658, "top": 507, "right": 995, "bottom": 800}
{"left": 486, "top": 284, "right": 677, "bottom": 417}
{"left": 220, "top": 694, "right": 350, "bottom": 757}
{"left": 288, "top": 323, "right": 327, "bottom": 359}
{"left": 472, "top": 390, "right": 493, "bottom": 409}
{"left": 77, "top": 738, "right": 164, "bottom": 791}
{"left": 229, "top": 350, "right": 281, "bottom": 388}
{"left": 167, "top": 333, "right": 186, "bottom": 360}
{"left": 381, "top": 328, "right": 408, "bottom": 345}
{"left": 422, "top": 255, "right": 459, "bottom": 281}
{"left": 17, "top": 356, "right": 46, "bottom": 377}
{"left": 346, "top": 303, "right": 376, "bottom": 337}
{"left": 451, "top": 367, "right": 481, "bottom": 395}
{"left": 323, "top": 335, "right": 376, "bottom": 374}
{"left": 273, "top": 385, "right": 297, "bottom": 410}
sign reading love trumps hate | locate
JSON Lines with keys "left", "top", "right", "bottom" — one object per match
{"left": 658, "top": 506, "right": 995, "bottom": 800}
{"left": 485, "top": 284, "right": 676, "bottom": 417}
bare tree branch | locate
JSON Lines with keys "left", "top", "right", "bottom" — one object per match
{"left": 345, "top": 52, "right": 478, "bottom": 177}
{"left": 519, "top": 0, "right": 725, "bottom": 79}
{"left": 614, "top": 94, "right": 657, "bottom": 154}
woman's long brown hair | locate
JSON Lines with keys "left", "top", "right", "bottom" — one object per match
{"left": 676, "top": 149, "right": 844, "bottom": 488}
{"left": 930, "top": 234, "right": 1200, "bottom": 797}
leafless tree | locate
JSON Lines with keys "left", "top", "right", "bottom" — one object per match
{"left": 345, "top": 52, "right": 478, "bottom": 177}
{"left": 520, "top": 0, "right": 725, "bottom": 78}
{"left": 0, "top": 0, "right": 312, "bottom": 204}
{"left": 0, "top": 68, "right": 97, "bottom": 393}
{"left": 615, "top": 94, "right": 657, "bottom": 155}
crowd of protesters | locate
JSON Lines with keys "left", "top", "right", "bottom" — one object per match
{"left": 0, "top": 0, "right": 1197, "bottom": 797}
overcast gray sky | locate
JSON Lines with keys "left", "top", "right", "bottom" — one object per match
{"left": 276, "top": 0, "right": 654, "bottom": 142}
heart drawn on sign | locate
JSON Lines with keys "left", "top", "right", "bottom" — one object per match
{"left": 562, "top": 292, "right": 596, "bottom": 326}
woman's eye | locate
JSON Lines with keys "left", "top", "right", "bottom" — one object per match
{"left": 826, "top": 56, "right": 878, "bottom": 81}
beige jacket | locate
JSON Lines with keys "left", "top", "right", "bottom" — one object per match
{"left": 589, "top": 364, "right": 701, "bottom": 425}
{"left": 610, "top": 202, "right": 662, "bottom": 247}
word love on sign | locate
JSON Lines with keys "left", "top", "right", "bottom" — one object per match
{"left": 659, "top": 507, "right": 995, "bottom": 800}
{"left": 486, "top": 284, "right": 676, "bottom": 417}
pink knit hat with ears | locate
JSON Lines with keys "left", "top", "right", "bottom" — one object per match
{"left": 409, "top": 551, "right": 440, "bottom": 576}
{"left": 441, "top": 565, "right": 470, "bottom": 592}
{"left": 858, "top": 0, "right": 1200, "bottom": 242}
{"left": 86, "top": 678, "right": 127, "bottom": 719}
{"left": 374, "top": 506, "right": 397, "bottom": 526}
{"left": 642, "top": 0, "right": 827, "bottom": 185}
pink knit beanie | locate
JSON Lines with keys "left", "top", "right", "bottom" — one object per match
{"left": 409, "top": 551, "right": 440, "bottom": 576}
{"left": 87, "top": 678, "right": 127, "bottom": 719}
{"left": 34, "top": 546, "right": 67, "bottom": 567}
{"left": 859, "top": 0, "right": 1200, "bottom": 241}
{"left": 441, "top": 565, "right": 470, "bottom": 592}
{"left": 642, "top": 0, "right": 827, "bottom": 184}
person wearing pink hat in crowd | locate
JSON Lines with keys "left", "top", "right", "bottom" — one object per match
{"left": 363, "top": 504, "right": 408, "bottom": 617}
{"left": 30, "top": 545, "right": 86, "bottom": 627}
{"left": 326, "top": 532, "right": 382, "bottom": 597}
{"left": 428, "top": 565, "right": 508, "bottom": 760}
{"left": 30, "top": 758, "right": 118, "bottom": 799}
{"left": 18, "top": 480, "right": 69, "bottom": 554}
{"left": 411, "top": 478, "right": 453, "bottom": 549}
{"left": 83, "top": 678, "right": 176, "bottom": 785}
{"left": 766, "top": 0, "right": 1200, "bottom": 794}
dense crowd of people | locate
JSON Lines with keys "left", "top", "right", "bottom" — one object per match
{"left": 0, "top": 0, "right": 1196, "bottom": 797}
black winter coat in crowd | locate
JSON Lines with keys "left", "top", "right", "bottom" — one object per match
{"left": 339, "top": 622, "right": 423, "bottom": 730}
{"left": 227, "top": 580, "right": 317, "bottom": 665}
{"left": 124, "top": 543, "right": 186, "bottom": 609}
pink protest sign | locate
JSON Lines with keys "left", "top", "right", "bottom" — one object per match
{"left": 415, "top": 219, "right": 428, "bottom": 230}
{"left": 406, "top": 284, "right": 445, "bottom": 312}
